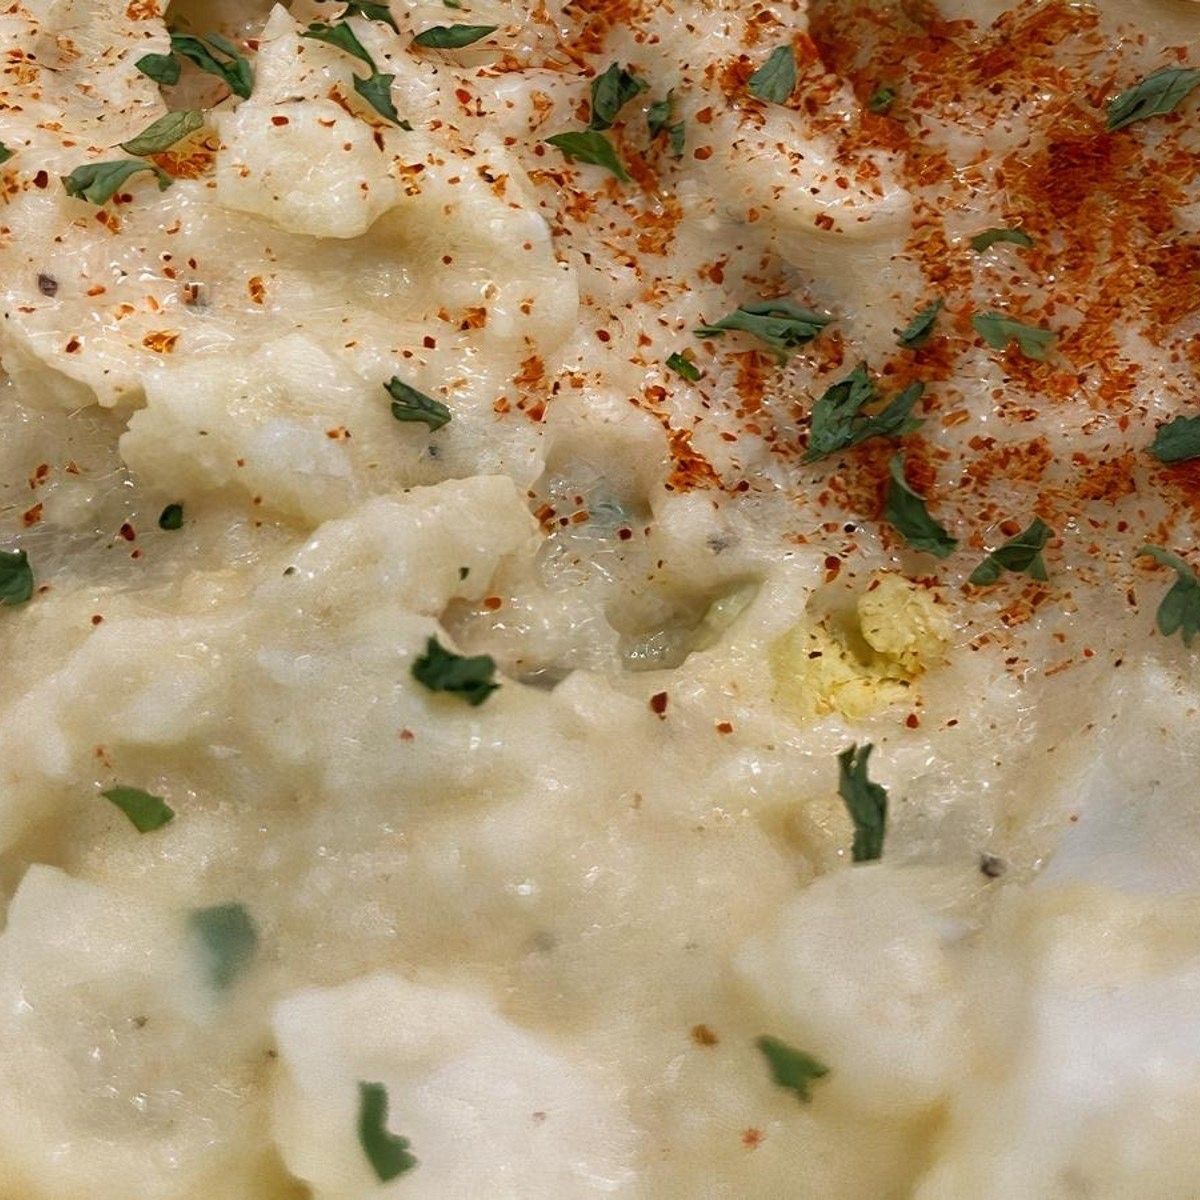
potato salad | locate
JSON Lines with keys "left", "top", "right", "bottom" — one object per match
{"left": 1, "top": 0, "right": 1199, "bottom": 1196}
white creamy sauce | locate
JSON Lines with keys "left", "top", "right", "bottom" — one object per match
{"left": 0, "top": 0, "right": 1198, "bottom": 1196}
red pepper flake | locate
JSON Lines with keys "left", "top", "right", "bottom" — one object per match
{"left": 905, "top": 713, "right": 920, "bottom": 729}
{"left": 247, "top": 276, "right": 266, "bottom": 304}
{"left": 483, "top": 596, "right": 503, "bottom": 611}
{"left": 141, "top": 330, "right": 179, "bottom": 354}
{"left": 690, "top": 1024, "right": 719, "bottom": 1046}
{"left": 118, "top": 522, "right": 136, "bottom": 542}
{"left": 741, "top": 1128, "right": 764, "bottom": 1150}
{"left": 21, "top": 503, "right": 42, "bottom": 527}
{"left": 715, "top": 720, "right": 733, "bottom": 734}
{"left": 649, "top": 691, "right": 669, "bottom": 718}
{"left": 398, "top": 728, "right": 415, "bottom": 742}
{"left": 90, "top": 613, "right": 103, "bottom": 625}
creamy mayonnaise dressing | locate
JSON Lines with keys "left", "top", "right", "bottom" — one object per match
{"left": 0, "top": 0, "right": 1199, "bottom": 1196}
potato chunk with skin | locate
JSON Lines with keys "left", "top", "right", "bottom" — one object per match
{"left": 772, "top": 573, "right": 951, "bottom": 721}
{"left": 272, "top": 974, "right": 638, "bottom": 1198}
{"left": 0, "top": 866, "right": 285, "bottom": 1200}
{"left": 735, "top": 865, "right": 972, "bottom": 1121}
{"left": 215, "top": 99, "right": 401, "bottom": 239}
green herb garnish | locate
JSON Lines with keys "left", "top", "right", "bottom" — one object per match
{"left": 748, "top": 45, "right": 797, "bottom": 105}
{"left": 412, "top": 23, "right": 496, "bottom": 48}
{"left": 1149, "top": 416, "right": 1200, "bottom": 464}
{"left": 62, "top": 160, "right": 172, "bottom": 205}
{"left": 0, "top": 548, "right": 33, "bottom": 606}
{"left": 385, "top": 377, "right": 451, "bottom": 429}
{"left": 102, "top": 786, "right": 175, "bottom": 833}
{"left": 647, "top": 91, "right": 684, "bottom": 157}
{"left": 666, "top": 352, "right": 701, "bottom": 381}
{"left": 303, "top": 20, "right": 375, "bottom": 68}
{"left": 896, "top": 298, "right": 942, "bottom": 348}
{"left": 188, "top": 902, "right": 258, "bottom": 990}
{"left": 838, "top": 743, "right": 887, "bottom": 862}
{"left": 301, "top": 19, "right": 405, "bottom": 125}
{"left": 1138, "top": 546, "right": 1200, "bottom": 646}
{"left": 0, "top": 142, "right": 13, "bottom": 163}
{"left": 696, "top": 299, "right": 831, "bottom": 361}
{"left": 972, "top": 311, "right": 1055, "bottom": 361}
{"left": 340, "top": 0, "right": 399, "bottom": 32}
{"left": 158, "top": 503, "right": 184, "bottom": 530}
{"left": 412, "top": 636, "right": 499, "bottom": 705}
{"left": 970, "top": 227, "right": 1033, "bottom": 253}
{"left": 589, "top": 63, "right": 647, "bottom": 131}
{"left": 135, "top": 52, "right": 181, "bottom": 85}
{"left": 1107, "top": 66, "right": 1200, "bottom": 131}
{"left": 884, "top": 454, "right": 956, "bottom": 558}
{"left": 803, "top": 364, "right": 923, "bottom": 462}
{"left": 169, "top": 32, "right": 253, "bottom": 99}
{"left": 868, "top": 85, "right": 896, "bottom": 113}
{"left": 969, "top": 517, "right": 1053, "bottom": 586}
{"left": 545, "top": 131, "right": 629, "bottom": 181}
{"left": 358, "top": 1081, "right": 418, "bottom": 1182}
{"left": 755, "top": 1036, "right": 829, "bottom": 1103}
{"left": 354, "top": 72, "right": 406, "bottom": 125}
{"left": 119, "top": 109, "right": 204, "bottom": 155}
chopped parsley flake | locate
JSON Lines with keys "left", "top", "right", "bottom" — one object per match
{"left": 868, "top": 85, "right": 896, "bottom": 113}
{"left": 188, "top": 902, "right": 259, "bottom": 990}
{"left": 803, "top": 364, "right": 923, "bottom": 463}
{"left": 1138, "top": 546, "right": 1200, "bottom": 647}
{"left": 695, "top": 299, "right": 831, "bottom": 361}
{"left": 303, "top": 20, "right": 376, "bottom": 68}
{"left": 748, "top": 45, "right": 797, "bottom": 105}
{"left": 412, "top": 24, "right": 497, "bottom": 48}
{"left": 412, "top": 636, "right": 499, "bottom": 705}
{"left": 358, "top": 1081, "right": 418, "bottom": 1182}
{"left": 354, "top": 71, "right": 406, "bottom": 126}
{"left": 666, "top": 352, "right": 701, "bottom": 382}
{"left": 301, "top": 19, "right": 405, "bottom": 125}
{"left": 158, "top": 503, "right": 184, "bottom": 530}
{"left": 1149, "top": 415, "right": 1200, "bottom": 464}
{"left": 340, "top": 1, "right": 399, "bottom": 32}
{"left": 0, "top": 143, "right": 13, "bottom": 164}
{"left": 62, "top": 160, "right": 172, "bottom": 205}
{"left": 102, "top": 786, "right": 175, "bottom": 833}
{"left": 969, "top": 518, "right": 1053, "bottom": 586}
{"left": 135, "top": 52, "right": 181, "bottom": 86}
{"left": 169, "top": 32, "right": 253, "bottom": 99}
{"left": 884, "top": 454, "right": 957, "bottom": 558}
{"left": 0, "top": 548, "right": 33, "bottom": 606}
{"left": 755, "top": 1036, "right": 829, "bottom": 1102}
{"left": 647, "top": 91, "right": 684, "bottom": 157}
{"left": 970, "top": 227, "right": 1034, "bottom": 253}
{"left": 385, "top": 377, "right": 451, "bottom": 430}
{"left": 896, "top": 298, "right": 942, "bottom": 348}
{"left": 837, "top": 743, "right": 887, "bottom": 862}
{"left": 589, "top": 62, "right": 647, "bottom": 131}
{"left": 545, "top": 131, "right": 629, "bottom": 181}
{"left": 972, "top": 311, "right": 1056, "bottom": 361}
{"left": 119, "top": 109, "right": 204, "bottom": 156}
{"left": 1107, "top": 66, "right": 1200, "bottom": 131}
